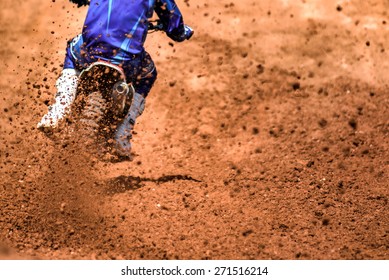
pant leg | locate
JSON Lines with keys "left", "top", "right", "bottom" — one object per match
{"left": 122, "top": 52, "right": 158, "bottom": 97}
{"left": 63, "top": 34, "right": 88, "bottom": 71}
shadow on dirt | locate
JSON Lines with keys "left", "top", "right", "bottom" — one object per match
{"left": 105, "top": 175, "right": 202, "bottom": 195}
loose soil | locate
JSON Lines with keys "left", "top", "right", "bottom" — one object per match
{"left": 0, "top": 0, "right": 388, "bottom": 259}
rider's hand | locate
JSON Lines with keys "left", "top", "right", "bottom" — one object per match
{"left": 183, "top": 25, "right": 194, "bottom": 40}
{"left": 172, "top": 25, "right": 194, "bottom": 42}
{"left": 69, "top": 0, "right": 90, "bottom": 8}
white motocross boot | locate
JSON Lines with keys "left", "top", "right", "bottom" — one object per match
{"left": 37, "top": 69, "right": 79, "bottom": 129}
{"left": 114, "top": 92, "right": 146, "bottom": 157}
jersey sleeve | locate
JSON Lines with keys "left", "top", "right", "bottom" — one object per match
{"left": 154, "top": 0, "right": 186, "bottom": 42}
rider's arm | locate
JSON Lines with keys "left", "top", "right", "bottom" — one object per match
{"left": 155, "top": 0, "right": 193, "bottom": 42}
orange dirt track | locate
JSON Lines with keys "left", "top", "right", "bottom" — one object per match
{"left": 0, "top": 0, "right": 388, "bottom": 260}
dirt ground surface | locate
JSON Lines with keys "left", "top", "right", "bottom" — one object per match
{"left": 0, "top": 0, "right": 388, "bottom": 260}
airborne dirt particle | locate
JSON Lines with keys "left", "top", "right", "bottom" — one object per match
{"left": 306, "top": 161, "right": 314, "bottom": 168}
{"left": 348, "top": 118, "right": 358, "bottom": 130}
{"left": 318, "top": 118, "right": 328, "bottom": 128}
{"left": 336, "top": 5, "right": 343, "bottom": 12}
{"left": 256, "top": 64, "right": 265, "bottom": 74}
{"left": 242, "top": 230, "right": 254, "bottom": 237}
{"left": 292, "top": 82, "right": 300, "bottom": 91}
{"left": 252, "top": 127, "right": 259, "bottom": 135}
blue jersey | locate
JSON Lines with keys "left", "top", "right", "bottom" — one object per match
{"left": 81, "top": 0, "right": 185, "bottom": 62}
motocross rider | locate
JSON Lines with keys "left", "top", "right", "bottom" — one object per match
{"left": 37, "top": 0, "right": 194, "bottom": 157}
